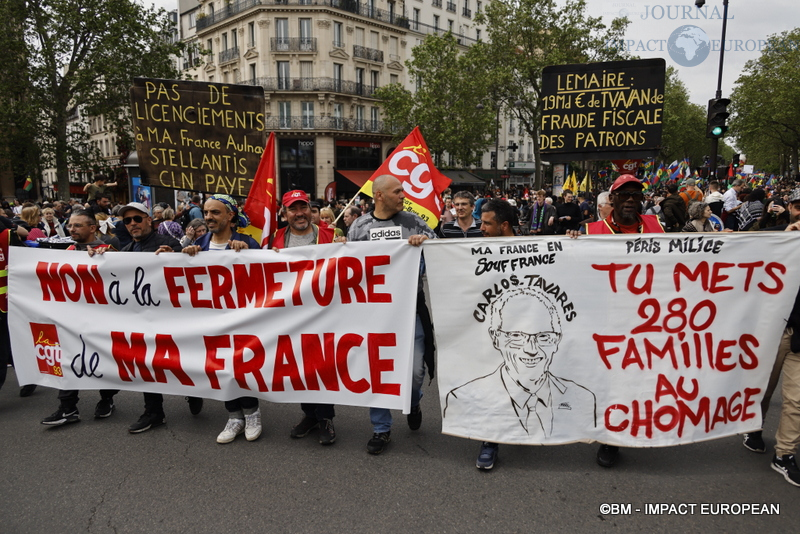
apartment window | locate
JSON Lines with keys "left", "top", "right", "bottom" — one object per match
{"left": 390, "top": 36, "right": 398, "bottom": 58}
{"left": 279, "top": 102, "right": 291, "bottom": 128}
{"left": 222, "top": 33, "right": 228, "bottom": 50}
{"left": 333, "top": 103, "right": 344, "bottom": 130}
{"left": 207, "top": 38, "right": 213, "bottom": 54}
{"left": 301, "top": 102, "right": 314, "bottom": 129}
{"left": 333, "top": 63, "right": 343, "bottom": 91}
{"left": 448, "top": 20, "right": 454, "bottom": 32}
{"left": 208, "top": 4, "right": 214, "bottom": 16}
{"left": 370, "top": 31, "right": 379, "bottom": 50}
{"left": 299, "top": 18, "right": 312, "bottom": 50}
{"left": 356, "top": 67, "right": 365, "bottom": 94}
{"left": 509, "top": 117, "right": 514, "bottom": 134}
{"left": 356, "top": 105, "right": 365, "bottom": 130}
{"left": 413, "top": 8, "right": 420, "bottom": 30}
{"left": 249, "top": 63, "right": 256, "bottom": 82}
{"left": 433, "top": 15, "right": 439, "bottom": 31}
{"left": 232, "top": 30, "right": 238, "bottom": 49}
{"left": 222, "top": 71, "right": 228, "bottom": 82}
{"left": 356, "top": 28, "right": 365, "bottom": 47}
{"left": 371, "top": 107, "right": 379, "bottom": 130}
{"left": 390, "top": 74, "right": 398, "bottom": 85}
{"left": 189, "top": 12, "right": 196, "bottom": 28}
{"left": 276, "top": 18, "right": 289, "bottom": 50}
{"left": 248, "top": 22, "right": 255, "bottom": 47}
{"left": 476, "top": 28, "right": 481, "bottom": 41}
{"left": 300, "top": 61, "right": 313, "bottom": 87}
{"left": 333, "top": 21, "right": 343, "bottom": 47}
{"left": 277, "top": 61, "right": 290, "bottom": 89}
{"left": 370, "top": 70, "right": 379, "bottom": 88}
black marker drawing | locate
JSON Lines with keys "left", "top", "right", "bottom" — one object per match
{"left": 444, "top": 286, "right": 596, "bottom": 440}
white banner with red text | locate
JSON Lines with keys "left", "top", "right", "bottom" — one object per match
{"left": 423, "top": 233, "right": 800, "bottom": 447}
{"left": 9, "top": 241, "right": 420, "bottom": 411}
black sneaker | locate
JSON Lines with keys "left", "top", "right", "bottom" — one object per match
{"left": 367, "top": 432, "right": 391, "bottom": 454}
{"left": 319, "top": 419, "right": 336, "bottom": 445}
{"left": 743, "top": 431, "right": 766, "bottom": 453}
{"left": 290, "top": 415, "right": 319, "bottom": 438}
{"left": 476, "top": 442, "right": 499, "bottom": 470}
{"left": 20, "top": 384, "right": 37, "bottom": 397}
{"left": 41, "top": 408, "right": 80, "bottom": 426}
{"left": 128, "top": 412, "right": 165, "bottom": 434}
{"left": 407, "top": 405, "right": 422, "bottom": 431}
{"left": 187, "top": 397, "right": 203, "bottom": 415}
{"left": 94, "top": 399, "right": 115, "bottom": 419}
{"left": 597, "top": 444, "right": 619, "bottom": 467}
{"left": 771, "top": 454, "right": 800, "bottom": 487}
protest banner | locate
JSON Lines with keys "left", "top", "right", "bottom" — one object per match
{"left": 424, "top": 233, "right": 800, "bottom": 447}
{"left": 9, "top": 241, "right": 420, "bottom": 411}
{"left": 130, "top": 78, "right": 265, "bottom": 196}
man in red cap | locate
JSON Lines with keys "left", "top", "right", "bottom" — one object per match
{"left": 584, "top": 174, "right": 664, "bottom": 235}
{"left": 269, "top": 190, "right": 337, "bottom": 444}
{"left": 573, "top": 175, "right": 664, "bottom": 467}
{"left": 270, "top": 190, "right": 335, "bottom": 248}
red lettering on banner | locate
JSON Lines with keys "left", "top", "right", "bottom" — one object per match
{"left": 36, "top": 261, "right": 108, "bottom": 304}
{"left": 110, "top": 331, "right": 155, "bottom": 382}
{"left": 605, "top": 404, "right": 629, "bottom": 432}
{"left": 163, "top": 267, "right": 186, "bottom": 307}
{"left": 336, "top": 333, "right": 369, "bottom": 393}
{"left": 263, "top": 263, "right": 288, "bottom": 307}
{"left": 760, "top": 262, "right": 786, "bottom": 294}
{"left": 208, "top": 265, "right": 235, "bottom": 309}
{"left": 593, "top": 334, "right": 627, "bottom": 369}
{"left": 591, "top": 263, "right": 632, "bottom": 292}
{"left": 186, "top": 266, "right": 211, "bottom": 308}
{"left": 312, "top": 258, "right": 336, "bottom": 305}
{"left": 204, "top": 335, "right": 230, "bottom": 389}
{"left": 630, "top": 400, "right": 653, "bottom": 438}
{"left": 152, "top": 334, "right": 194, "bottom": 385}
{"left": 672, "top": 261, "right": 787, "bottom": 294}
{"left": 234, "top": 335, "right": 269, "bottom": 392}
{"left": 654, "top": 374, "right": 699, "bottom": 402}
{"left": 290, "top": 261, "right": 315, "bottom": 306}
{"left": 234, "top": 264, "right": 266, "bottom": 306}
{"left": 300, "top": 333, "right": 339, "bottom": 391}
{"left": 365, "top": 255, "right": 392, "bottom": 303}
{"left": 273, "top": 335, "right": 305, "bottom": 391}
{"left": 368, "top": 333, "right": 400, "bottom": 395}
{"left": 626, "top": 264, "right": 654, "bottom": 295}
{"left": 337, "top": 257, "right": 367, "bottom": 304}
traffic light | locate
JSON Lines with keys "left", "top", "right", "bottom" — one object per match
{"left": 732, "top": 153, "right": 740, "bottom": 168}
{"left": 706, "top": 98, "right": 730, "bottom": 139}
{"left": 490, "top": 151, "right": 497, "bottom": 169}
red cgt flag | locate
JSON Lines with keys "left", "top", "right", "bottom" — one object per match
{"left": 241, "top": 131, "right": 277, "bottom": 247}
{"left": 359, "top": 127, "right": 451, "bottom": 228}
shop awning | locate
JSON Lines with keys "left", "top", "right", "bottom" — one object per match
{"left": 441, "top": 170, "right": 486, "bottom": 187}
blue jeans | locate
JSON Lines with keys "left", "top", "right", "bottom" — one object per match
{"left": 370, "top": 314, "right": 425, "bottom": 433}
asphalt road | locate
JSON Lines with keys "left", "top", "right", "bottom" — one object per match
{"left": 1, "top": 368, "right": 797, "bottom": 533}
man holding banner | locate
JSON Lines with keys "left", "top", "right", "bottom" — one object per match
{"left": 348, "top": 175, "right": 435, "bottom": 454}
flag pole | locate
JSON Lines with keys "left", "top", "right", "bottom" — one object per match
{"left": 333, "top": 189, "right": 362, "bottom": 225}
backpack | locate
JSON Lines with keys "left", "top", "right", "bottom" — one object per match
{"left": 177, "top": 208, "right": 194, "bottom": 229}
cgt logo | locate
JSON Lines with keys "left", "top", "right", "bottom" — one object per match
{"left": 30, "top": 323, "right": 63, "bottom": 377}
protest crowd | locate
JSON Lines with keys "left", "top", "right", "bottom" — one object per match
{"left": 3, "top": 170, "right": 800, "bottom": 490}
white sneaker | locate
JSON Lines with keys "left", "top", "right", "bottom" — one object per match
{"left": 217, "top": 418, "right": 245, "bottom": 444}
{"left": 244, "top": 408, "right": 262, "bottom": 441}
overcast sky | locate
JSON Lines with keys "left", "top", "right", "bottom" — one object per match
{"left": 146, "top": 0, "right": 796, "bottom": 107}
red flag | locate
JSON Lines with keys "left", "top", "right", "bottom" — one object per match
{"left": 241, "top": 132, "right": 277, "bottom": 247}
{"left": 359, "top": 127, "right": 451, "bottom": 228}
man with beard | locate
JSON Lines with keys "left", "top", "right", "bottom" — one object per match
{"left": 576, "top": 175, "right": 664, "bottom": 467}
{"left": 269, "top": 190, "right": 337, "bottom": 444}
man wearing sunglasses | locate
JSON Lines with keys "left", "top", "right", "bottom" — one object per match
{"left": 579, "top": 175, "right": 664, "bottom": 467}
{"left": 584, "top": 175, "right": 665, "bottom": 235}
{"left": 111, "top": 202, "right": 203, "bottom": 433}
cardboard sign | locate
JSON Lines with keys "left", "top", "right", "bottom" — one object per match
{"left": 130, "top": 78, "right": 265, "bottom": 196}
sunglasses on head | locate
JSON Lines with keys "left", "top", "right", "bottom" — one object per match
{"left": 123, "top": 215, "right": 145, "bottom": 225}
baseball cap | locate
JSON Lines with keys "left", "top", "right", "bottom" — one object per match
{"left": 685, "top": 178, "right": 696, "bottom": 186}
{"left": 610, "top": 174, "right": 644, "bottom": 193}
{"left": 282, "top": 190, "right": 310, "bottom": 207}
{"left": 788, "top": 189, "right": 800, "bottom": 204}
{"left": 118, "top": 202, "right": 150, "bottom": 219}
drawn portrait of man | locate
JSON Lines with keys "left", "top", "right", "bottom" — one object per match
{"left": 444, "top": 286, "right": 596, "bottom": 442}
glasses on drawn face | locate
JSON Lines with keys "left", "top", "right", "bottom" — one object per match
{"left": 123, "top": 215, "right": 145, "bottom": 225}
{"left": 497, "top": 330, "right": 561, "bottom": 348}
{"left": 613, "top": 191, "right": 644, "bottom": 202}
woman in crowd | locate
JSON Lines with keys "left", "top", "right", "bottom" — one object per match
{"left": 39, "top": 207, "right": 66, "bottom": 237}
{"left": 682, "top": 201, "right": 717, "bottom": 232}
{"left": 157, "top": 207, "right": 184, "bottom": 240}
{"left": 179, "top": 219, "right": 208, "bottom": 248}
{"left": 736, "top": 188, "right": 766, "bottom": 231}
{"left": 319, "top": 207, "right": 345, "bottom": 238}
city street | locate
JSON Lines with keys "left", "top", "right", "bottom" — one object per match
{"left": 1, "top": 368, "right": 797, "bottom": 533}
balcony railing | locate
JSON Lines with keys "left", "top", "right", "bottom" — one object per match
{"left": 446, "top": 2, "right": 456, "bottom": 12}
{"left": 219, "top": 46, "right": 240, "bottom": 64}
{"left": 432, "top": 0, "right": 442, "bottom": 7}
{"left": 267, "top": 116, "right": 386, "bottom": 133}
{"left": 353, "top": 45, "right": 383, "bottom": 62}
{"left": 243, "top": 77, "right": 379, "bottom": 97}
{"left": 196, "top": 0, "right": 409, "bottom": 32}
{"left": 408, "top": 21, "right": 478, "bottom": 46}
{"left": 270, "top": 37, "right": 317, "bottom": 52}
{"left": 462, "top": 7, "right": 471, "bottom": 17}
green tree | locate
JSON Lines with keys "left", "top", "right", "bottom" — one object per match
{"left": 729, "top": 29, "right": 800, "bottom": 176}
{"left": 471, "top": 0, "right": 629, "bottom": 187}
{"left": 373, "top": 33, "right": 496, "bottom": 167}
{"left": 0, "top": 0, "right": 184, "bottom": 201}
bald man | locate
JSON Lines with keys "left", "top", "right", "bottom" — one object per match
{"left": 347, "top": 175, "right": 436, "bottom": 453}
